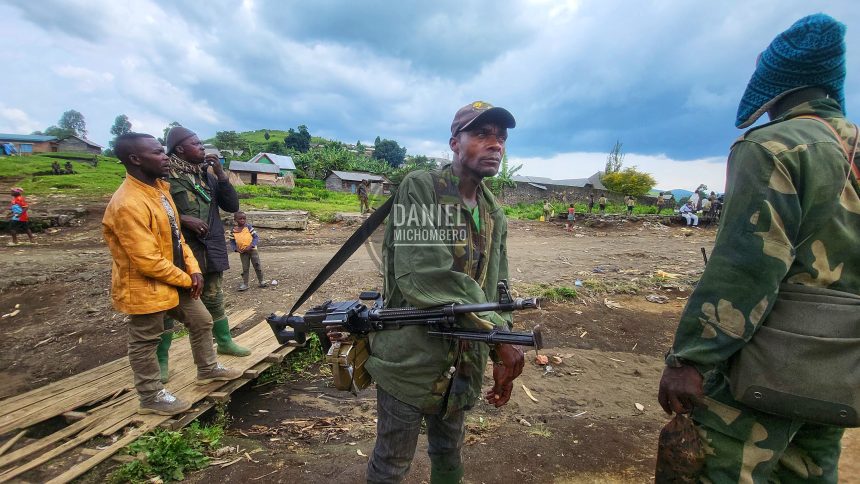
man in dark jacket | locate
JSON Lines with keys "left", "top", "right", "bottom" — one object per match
{"left": 156, "top": 126, "right": 248, "bottom": 382}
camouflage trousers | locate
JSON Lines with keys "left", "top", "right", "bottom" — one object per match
{"left": 692, "top": 372, "right": 844, "bottom": 483}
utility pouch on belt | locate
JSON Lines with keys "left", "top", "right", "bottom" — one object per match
{"left": 729, "top": 283, "right": 860, "bottom": 427}
{"left": 326, "top": 336, "right": 372, "bottom": 392}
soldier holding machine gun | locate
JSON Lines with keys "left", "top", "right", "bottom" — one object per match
{"left": 366, "top": 101, "right": 522, "bottom": 483}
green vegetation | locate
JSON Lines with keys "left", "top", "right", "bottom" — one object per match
{"left": 532, "top": 284, "right": 579, "bottom": 302}
{"left": 236, "top": 183, "right": 387, "bottom": 221}
{"left": 601, "top": 167, "right": 657, "bottom": 197}
{"left": 528, "top": 423, "right": 553, "bottom": 438}
{"left": 256, "top": 333, "right": 326, "bottom": 386}
{"left": 503, "top": 201, "right": 661, "bottom": 220}
{"left": 109, "top": 421, "right": 224, "bottom": 483}
{"left": 0, "top": 153, "right": 125, "bottom": 197}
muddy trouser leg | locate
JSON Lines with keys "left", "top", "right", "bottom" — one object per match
{"left": 240, "top": 252, "right": 251, "bottom": 285}
{"left": 128, "top": 310, "right": 168, "bottom": 402}
{"left": 200, "top": 272, "right": 225, "bottom": 321}
{"left": 367, "top": 387, "right": 423, "bottom": 483}
{"left": 426, "top": 409, "right": 466, "bottom": 484}
{"left": 692, "top": 373, "right": 843, "bottom": 483}
{"left": 250, "top": 249, "right": 264, "bottom": 283}
{"left": 165, "top": 289, "right": 217, "bottom": 374}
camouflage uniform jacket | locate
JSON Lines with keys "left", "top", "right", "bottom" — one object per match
{"left": 668, "top": 98, "right": 860, "bottom": 372}
{"left": 365, "top": 164, "right": 512, "bottom": 415}
{"left": 166, "top": 162, "right": 239, "bottom": 274}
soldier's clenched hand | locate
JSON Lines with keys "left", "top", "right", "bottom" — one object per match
{"left": 485, "top": 344, "right": 524, "bottom": 407}
{"left": 658, "top": 365, "right": 704, "bottom": 415}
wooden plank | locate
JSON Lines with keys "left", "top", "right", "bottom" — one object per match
{"left": 62, "top": 412, "right": 87, "bottom": 423}
{"left": 168, "top": 402, "right": 214, "bottom": 431}
{"left": 0, "top": 316, "right": 275, "bottom": 482}
{"left": 0, "top": 431, "right": 25, "bottom": 458}
{"left": 207, "top": 392, "right": 231, "bottom": 403}
{"left": 0, "top": 309, "right": 255, "bottom": 421}
{"left": 243, "top": 369, "right": 262, "bottom": 378}
{"left": 44, "top": 426, "right": 149, "bottom": 484}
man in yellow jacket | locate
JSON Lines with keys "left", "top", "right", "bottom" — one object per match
{"left": 103, "top": 133, "right": 242, "bottom": 415}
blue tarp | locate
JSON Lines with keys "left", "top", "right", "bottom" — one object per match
{"left": 1, "top": 143, "right": 17, "bottom": 155}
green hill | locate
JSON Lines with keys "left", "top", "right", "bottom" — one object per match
{"left": 0, "top": 153, "right": 125, "bottom": 198}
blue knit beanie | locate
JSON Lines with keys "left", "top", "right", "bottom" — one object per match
{"left": 736, "top": 13, "right": 846, "bottom": 129}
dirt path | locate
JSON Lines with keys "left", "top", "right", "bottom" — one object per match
{"left": 3, "top": 213, "right": 859, "bottom": 482}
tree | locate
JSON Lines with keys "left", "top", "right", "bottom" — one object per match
{"left": 214, "top": 130, "right": 243, "bottom": 152}
{"left": 284, "top": 125, "right": 311, "bottom": 153}
{"left": 44, "top": 125, "right": 74, "bottom": 139}
{"left": 373, "top": 137, "right": 407, "bottom": 167}
{"left": 58, "top": 109, "right": 87, "bottom": 138}
{"left": 604, "top": 140, "right": 624, "bottom": 175}
{"left": 264, "top": 130, "right": 270, "bottom": 141}
{"left": 265, "top": 140, "right": 285, "bottom": 155}
{"left": 488, "top": 154, "right": 522, "bottom": 197}
{"left": 108, "top": 114, "right": 132, "bottom": 150}
{"left": 601, "top": 166, "right": 656, "bottom": 196}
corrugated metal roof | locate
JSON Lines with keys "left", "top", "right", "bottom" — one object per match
{"left": 228, "top": 161, "right": 280, "bottom": 174}
{"left": 248, "top": 152, "right": 296, "bottom": 170}
{"left": 329, "top": 170, "right": 390, "bottom": 183}
{"left": 512, "top": 171, "right": 607, "bottom": 190}
{"left": 0, "top": 133, "right": 58, "bottom": 142}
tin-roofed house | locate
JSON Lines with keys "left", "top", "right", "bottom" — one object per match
{"left": 56, "top": 135, "right": 103, "bottom": 154}
{"left": 324, "top": 170, "right": 392, "bottom": 195}
{"left": 228, "top": 161, "right": 280, "bottom": 185}
{"left": 246, "top": 153, "right": 296, "bottom": 177}
{"left": 0, "top": 134, "right": 58, "bottom": 155}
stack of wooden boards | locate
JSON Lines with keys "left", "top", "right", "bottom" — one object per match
{"left": 0, "top": 310, "right": 294, "bottom": 483}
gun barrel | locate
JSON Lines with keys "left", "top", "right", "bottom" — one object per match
{"left": 428, "top": 325, "right": 542, "bottom": 349}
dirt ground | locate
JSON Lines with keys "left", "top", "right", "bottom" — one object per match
{"left": 2, "top": 207, "right": 859, "bottom": 483}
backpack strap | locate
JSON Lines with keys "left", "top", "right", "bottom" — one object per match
{"left": 795, "top": 115, "right": 860, "bottom": 179}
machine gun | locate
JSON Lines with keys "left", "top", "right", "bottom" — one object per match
{"left": 266, "top": 281, "right": 542, "bottom": 392}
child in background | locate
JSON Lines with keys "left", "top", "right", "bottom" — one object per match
{"left": 598, "top": 195, "right": 608, "bottom": 214}
{"left": 229, "top": 211, "right": 268, "bottom": 291}
{"left": 565, "top": 204, "right": 575, "bottom": 232}
{"left": 9, "top": 187, "right": 34, "bottom": 246}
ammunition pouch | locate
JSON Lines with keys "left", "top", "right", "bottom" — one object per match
{"left": 326, "top": 335, "right": 372, "bottom": 392}
{"left": 730, "top": 283, "right": 860, "bottom": 427}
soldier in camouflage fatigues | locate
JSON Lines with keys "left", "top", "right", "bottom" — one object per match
{"left": 366, "top": 102, "right": 524, "bottom": 484}
{"left": 659, "top": 15, "right": 858, "bottom": 483}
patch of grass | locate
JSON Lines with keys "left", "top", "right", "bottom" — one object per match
{"left": 256, "top": 333, "right": 326, "bottom": 386}
{"left": 533, "top": 284, "right": 578, "bottom": 302}
{"left": 528, "top": 423, "right": 553, "bottom": 438}
{"left": 503, "top": 200, "right": 660, "bottom": 220}
{"left": 109, "top": 421, "right": 224, "bottom": 483}
{"left": 0, "top": 153, "right": 125, "bottom": 198}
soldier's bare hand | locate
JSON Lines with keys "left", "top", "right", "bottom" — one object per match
{"left": 658, "top": 365, "right": 704, "bottom": 415}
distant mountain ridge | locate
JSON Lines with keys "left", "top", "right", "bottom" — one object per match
{"left": 649, "top": 188, "right": 693, "bottom": 198}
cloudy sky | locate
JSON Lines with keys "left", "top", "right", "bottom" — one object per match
{"left": 2, "top": 1, "right": 857, "bottom": 191}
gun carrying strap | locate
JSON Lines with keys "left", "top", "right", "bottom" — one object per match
{"left": 795, "top": 115, "right": 860, "bottom": 179}
{"left": 288, "top": 197, "right": 394, "bottom": 316}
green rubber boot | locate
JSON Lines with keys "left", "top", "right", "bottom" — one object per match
{"left": 156, "top": 331, "right": 173, "bottom": 383}
{"left": 213, "top": 318, "right": 251, "bottom": 357}
{"left": 430, "top": 464, "right": 464, "bottom": 484}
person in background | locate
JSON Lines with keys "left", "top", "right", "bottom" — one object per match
{"left": 625, "top": 195, "right": 635, "bottom": 215}
{"left": 358, "top": 179, "right": 371, "bottom": 214}
{"left": 656, "top": 192, "right": 666, "bottom": 214}
{"left": 679, "top": 201, "right": 698, "bottom": 227}
{"left": 8, "top": 187, "right": 34, "bottom": 246}
{"left": 598, "top": 194, "right": 608, "bottom": 214}
{"left": 565, "top": 203, "right": 576, "bottom": 232}
{"left": 588, "top": 192, "right": 595, "bottom": 213}
{"left": 229, "top": 211, "right": 268, "bottom": 291}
